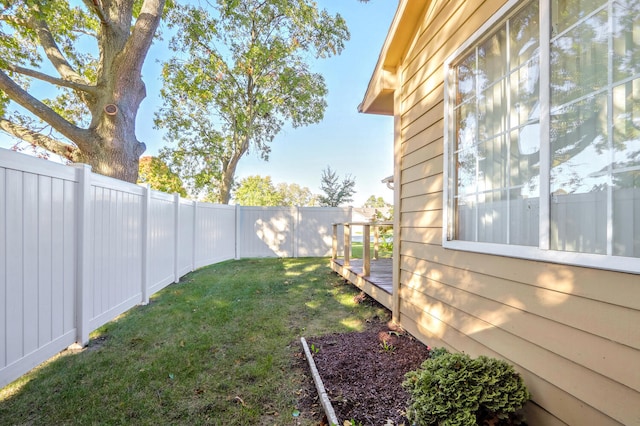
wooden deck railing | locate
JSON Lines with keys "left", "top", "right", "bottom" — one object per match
{"left": 331, "top": 221, "right": 393, "bottom": 276}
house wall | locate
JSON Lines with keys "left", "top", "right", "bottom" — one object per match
{"left": 393, "top": 1, "right": 640, "bottom": 424}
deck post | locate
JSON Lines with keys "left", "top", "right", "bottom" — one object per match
{"left": 332, "top": 224, "right": 338, "bottom": 260}
{"left": 373, "top": 225, "right": 379, "bottom": 260}
{"left": 343, "top": 223, "right": 350, "bottom": 267}
{"left": 363, "top": 224, "right": 370, "bottom": 276}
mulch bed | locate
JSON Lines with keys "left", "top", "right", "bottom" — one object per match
{"left": 297, "top": 316, "right": 431, "bottom": 425}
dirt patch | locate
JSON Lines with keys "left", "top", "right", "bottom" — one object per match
{"left": 296, "top": 311, "right": 430, "bottom": 425}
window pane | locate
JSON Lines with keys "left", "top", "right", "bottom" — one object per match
{"left": 551, "top": 93, "right": 609, "bottom": 254}
{"left": 509, "top": 188, "right": 539, "bottom": 246}
{"left": 510, "top": 58, "right": 540, "bottom": 127}
{"left": 478, "top": 136, "right": 507, "bottom": 192}
{"left": 612, "top": 1, "right": 640, "bottom": 81}
{"left": 550, "top": 188, "right": 607, "bottom": 254}
{"left": 551, "top": 10, "right": 609, "bottom": 106}
{"left": 510, "top": 1, "right": 540, "bottom": 67}
{"left": 510, "top": 130, "right": 540, "bottom": 189}
{"left": 478, "top": 27, "right": 507, "bottom": 91}
{"left": 550, "top": 94, "right": 609, "bottom": 194}
{"left": 612, "top": 79, "right": 640, "bottom": 170}
{"left": 478, "top": 79, "right": 507, "bottom": 140}
{"left": 552, "top": 0, "right": 607, "bottom": 35}
{"left": 457, "top": 51, "right": 476, "bottom": 103}
{"left": 456, "top": 102, "right": 477, "bottom": 150}
{"left": 477, "top": 190, "right": 508, "bottom": 244}
{"left": 456, "top": 196, "right": 477, "bottom": 241}
{"left": 456, "top": 147, "right": 478, "bottom": 197}
{"left": 612, "top": 170, "right": 640, "bottom": 257}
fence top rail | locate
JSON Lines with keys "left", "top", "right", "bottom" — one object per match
{"left": 333, "top": 221, "right": 393, "bottom": 226}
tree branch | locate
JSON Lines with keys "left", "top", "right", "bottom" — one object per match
{"left": 7, "top": 64, "right": 99, "bottom": 95}
{"left": 82, "top": 0, "right": 108, "bottom": 24}
{"left": 31, "top": 16, "right": 86, "bottom": 84}
{"left": 0, "top": 118, "right": 81, "bottom": 161}
{"left": 0, "top": 69, "right": 89, "bottom": 150}
{"left": 120, "top": 0, "right": 165, "bottom": 75}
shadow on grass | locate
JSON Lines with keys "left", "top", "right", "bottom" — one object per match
{"left": 0, "top": 258, "right": 389, "bottom": 426}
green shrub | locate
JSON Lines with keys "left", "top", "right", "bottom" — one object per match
{"left": 403, "top": 348, "right": 530, "bottom": 426}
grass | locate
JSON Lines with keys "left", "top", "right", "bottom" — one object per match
{"left": 349, "top": 241, "right": 393, "bottom": 259}
{"left": 0, "top": 258, "right": 388, "bottom": 425}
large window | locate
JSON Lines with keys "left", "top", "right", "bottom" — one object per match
{"left": 445, "top": 0, "right": 640, "bottom": 272}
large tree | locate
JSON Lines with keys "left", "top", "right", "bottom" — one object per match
{"left": 155, "top": 0, "right": 349, "bottom": 203}
{"left": 0, "top": 0, "right": 166, "bottom": 182}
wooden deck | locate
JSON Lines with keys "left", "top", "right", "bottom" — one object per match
{"left": 330, "top": 258, "right": 393, "bottom": 310}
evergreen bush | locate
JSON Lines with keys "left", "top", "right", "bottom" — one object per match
{"left": 403, "top": 348, "right": 530, "bottom": 425}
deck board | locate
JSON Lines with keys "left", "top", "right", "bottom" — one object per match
{"left": 330, "top": 258, "right": 393, "bottom": 308}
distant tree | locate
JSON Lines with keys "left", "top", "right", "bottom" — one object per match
{"left": 318, "top": 166, "right": 356, "bottom": 207}
{"left": 276, "top": 182, "right": 318, "bottom": 206}
{"left": 233, "top": 175, "right": 283, "bottom": 206}
{"left": 155, "top": 0, "right": 350, "bottom": 203}
{"left": 363, "top": 195, "right": 390, "bottom": 209}
{"left": 137, "top": 156, "right": 187, "bottom": 197}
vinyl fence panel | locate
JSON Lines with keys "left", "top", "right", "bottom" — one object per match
{"left": 237, "top": 206, "right": 295, "bottom": 258}
{"left": 194, "top": 203, "right": 236, "bottom": 268}
{"left": 148, "top": 190, "right": 177, "bottom": 293}
{"left": 1, "top": 148, "right": 367, "bottom": 389}
{"left": 177, "top": 200, "right": 195, "bottom": 277}
{"left": 296, "top": 207, "right": 351, "bottom": 257}
{"left": 0, "top": 153, "right": 78, "bottom": 388}
{"left": 88, "top": 175, "right": 145, "bottom": 332}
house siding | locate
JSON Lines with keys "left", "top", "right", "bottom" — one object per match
{"left": 393, "top": 1, "right": 640, "bottom": 425}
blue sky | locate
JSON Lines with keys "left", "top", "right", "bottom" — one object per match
{"left": 3, "top": 1, "right": 398, "bottom": 206}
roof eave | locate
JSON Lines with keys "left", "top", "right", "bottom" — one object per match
{"left": 359, "top": 0, "right": 428, "bottom": 116}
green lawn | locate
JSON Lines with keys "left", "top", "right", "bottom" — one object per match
{"left": 349, "top": 241, "right": 393, "bottom": 259}
{"left": 0, "top": 258, "right": 388, "bottom": 425}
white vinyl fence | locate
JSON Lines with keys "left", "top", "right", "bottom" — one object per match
{"left": 0, "top": 148, "right": 356, "bottom": 388}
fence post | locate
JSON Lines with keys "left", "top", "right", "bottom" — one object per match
{"left": 192, "top": 201, "right": 197, "bottom": 270}
{"left": 173, "top": 193, "right": 180, "bottom": 283}
{"left": 140, "top": 184, "right": 150, "bottom": 305}
{"left": 332, "top": 224, "right": 338, "bottom": 260}
{"left": 293, "top": 206, "right": 300, "bottom": 258}
{"left": 235, "top": 204, "right": 241, "bottom": 260}
{"left": 73, "top": 164, "right": 92, "bottom": 347}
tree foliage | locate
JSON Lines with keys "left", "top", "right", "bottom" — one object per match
{"left": 0, "top": 0, "right": 168, "bottom": 182}
{"left": 363, "top": 195, "right": 390, "bottom": 209}
{"left": 233, "top": 175, "right": 282, "bottom": 206}
{"left": 137, "top": 156, "right": 187, "bottom": 197}
{"left": 318, "top": 166, "right": 356, "bottom": 207}
{"left": 155, "top": 0, "right": 349, "bottom": 204}
{"left": 233, "top": 175, "right": 317, "bottom": 206}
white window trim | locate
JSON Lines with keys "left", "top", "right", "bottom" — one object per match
{"left": 442, "top": 0, "right": 640, "bottom": 275}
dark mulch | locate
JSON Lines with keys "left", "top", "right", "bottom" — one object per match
{"left": 297, "top": 306, "right": 431, "bottom": 425}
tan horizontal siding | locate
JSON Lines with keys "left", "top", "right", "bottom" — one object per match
{"left": 401, "top": 193, "right": 443, "bottom": 213}
{"left": 400, "top": 210, "right": 442, "bottom": 229}
{"left": 399, "top": 300, "right": 625, "bottom": 426}
{"left": 399, "top": 267, "right": 640, "bottom": 392}
{"left": 401, "top": 87, "right": 444, "bottom": 143}
{"left": 401, "top": 136, "right": 442, "bottom": 169}
{"left": 400, "top": 241, "right": 640, "bottom": 313}
{"left": 400, "top": 244, "right": 640, "bottom": 349}
{"left": 402, "top": 155, "right": 443, "bottom": 184}
{"left": 400, "top": 173, "right": 442, "bottom": 198}
{"left": 399, "top": 225, "right": 442, "bottom": 246}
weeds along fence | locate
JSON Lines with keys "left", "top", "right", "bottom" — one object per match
{"left": 0, "top": 148, "right": 360, "bottom": 388}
